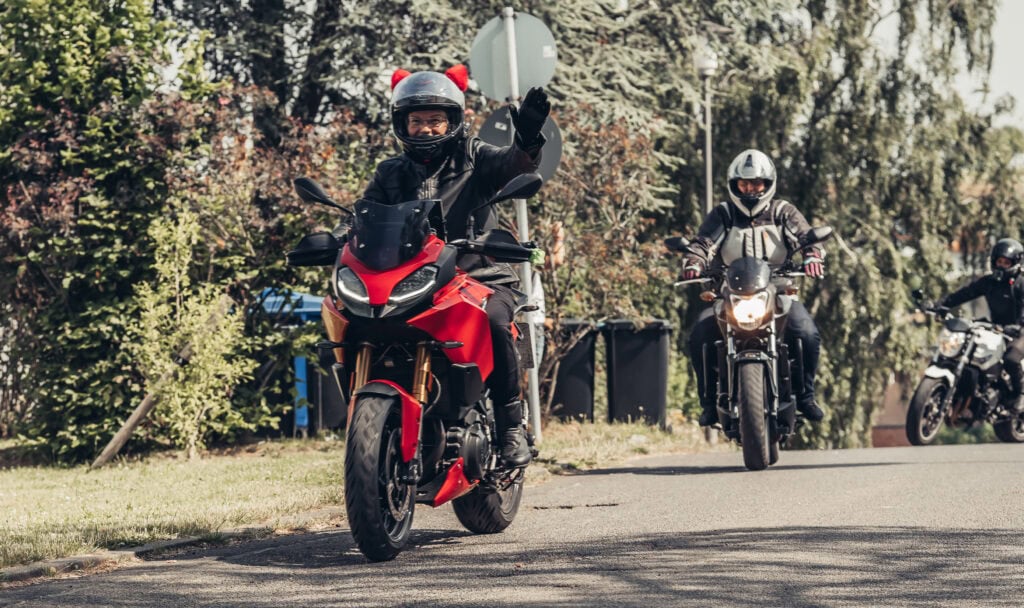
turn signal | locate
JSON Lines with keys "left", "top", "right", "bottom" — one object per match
{"left": 784, "top": 286, "right": 799, "bottom": 295}
{"left": 700, "top": 291, "right": 716, "bottom": 302}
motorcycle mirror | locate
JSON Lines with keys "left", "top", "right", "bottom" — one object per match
{"left": 664, "top": 236, "right": 693, "bottom": 253}
{"left": 293, "top": 177, "right": 353, "bottom": 216}
{"left": 911, "top": 288, "right": 924, "bottom": 301}
{"left": 473, "top": 173, "right": 543, "bottom": 213}
{"left": 802, "top": 226, "right": 834, "bottom": 247}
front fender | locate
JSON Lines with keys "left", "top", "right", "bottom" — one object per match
{"left": 353, "top": 381, "right": 421, "bottom": 462}
{"left": 734, "top": 354, "right": 777, "bottom": 409}
{"left": 923, "top": 366, "right": 956, "bottom": 386}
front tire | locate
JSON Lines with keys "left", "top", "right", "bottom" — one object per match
{"left": 737, "top": 364, "right": 770, "bottom": 471}
{"left": 994, "top": 410, "right": 1024, "bottom": 443}
{"left": 344, "top": 395, "right": 415, "bottom": 561}
{"left": 453, "top": 472, "right": 524, "bottom": 533}
{"left": 906, "top": 378, "right": 949, "bottom": 446}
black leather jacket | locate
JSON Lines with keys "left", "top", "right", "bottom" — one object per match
{"left": 941, "top": 274, "right": 1024, "bottom": 326}
{"left": 362, "top": 135, "right": 541, "bottom": 285}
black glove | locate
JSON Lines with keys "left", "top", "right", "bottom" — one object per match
{"left": 509, "top": 86, "right": 550, "bottom": 149}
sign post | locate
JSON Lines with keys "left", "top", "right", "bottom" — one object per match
{"left": 470, "top": 8, "right": 558, "bottom": 443}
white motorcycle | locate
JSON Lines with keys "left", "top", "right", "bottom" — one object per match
{"left": 907, "top": 291, "right": 1024, "bottom": 445}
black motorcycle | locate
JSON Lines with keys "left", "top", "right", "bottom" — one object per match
{"left": 906, "top": 292, "right": 1024, "bottom": 445}
{"left": 667, "top": 227, "right": 833, "bottom": 470}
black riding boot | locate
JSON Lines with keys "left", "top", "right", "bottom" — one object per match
{"left": 688, "top": 310, "right": 721, "bottom": 427}
{"left": 1003, "top": 359, "right": 1024, "bottom": 412}
{"left": 787, "top": 302, "right": 825, "bottom": 422}
{"left": 496, "top": 400, "right": 531, "bottom": 467}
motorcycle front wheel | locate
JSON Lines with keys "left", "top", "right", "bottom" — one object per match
{"left": 344, "top": 395, "right": 415, "bottom": 561}
{"left": 737, "top": 364, "right": 770, "bottom": 471}
{"left": 906, "top": 377, "right": 949, "bottom": 446}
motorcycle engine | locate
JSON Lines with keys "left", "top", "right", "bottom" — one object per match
{"left": 444, "top": 411, "right": 492, "bottom": 481}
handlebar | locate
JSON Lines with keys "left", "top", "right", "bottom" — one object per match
{"left": 919, "top": 305, "right": 951, "bottom": 318}
{"left": 672, "top": 266, "right": 809, "bottom": 289}
{"left": 449, "top": 236, "right": 536, "bottom": 264}
{"left": 917, "top": 305, "right": 1019, "bottom": 336}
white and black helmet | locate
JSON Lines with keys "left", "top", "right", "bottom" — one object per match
{"left": 727, "top": 149, "right": 777, "bottom": 217}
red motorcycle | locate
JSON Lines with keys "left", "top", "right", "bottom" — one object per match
{"left": 286, "top": 174, "right": 542, "bottom": 561}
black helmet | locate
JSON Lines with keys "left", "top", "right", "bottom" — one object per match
{"left": 990, "top": 238, "right": 1024, "bottom": 283}
{"left": 390, "top": 69, "right": 466, "bottom": 163}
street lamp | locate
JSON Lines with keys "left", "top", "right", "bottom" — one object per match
{"left": 694, "top": 45, "right": 718, "bottom": 215}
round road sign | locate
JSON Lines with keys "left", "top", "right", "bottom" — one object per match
{"left": 469, "top": 13, "right": 557, "bottom": 102}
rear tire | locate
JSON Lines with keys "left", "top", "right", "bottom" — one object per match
{"left": 453, "top": 473, "right": 524, "bottom": 533}
{"left": 344, "top": 395, "right": 414, "bottom": 561}
{"left": 906, "top": 378, "right": 949, "bottom": 446}
{"left": 737, "top": 364, "right": 769, "bottom": 471}
{"left": 994, "top": 410, "right": 1024, "bottom": 443}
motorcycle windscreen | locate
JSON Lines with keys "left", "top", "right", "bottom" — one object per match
{"left": 348, "top": 198, "right": 436, "bottom": 271}
{"left": 725, "top": 257, "right": 772, "bottom": 295}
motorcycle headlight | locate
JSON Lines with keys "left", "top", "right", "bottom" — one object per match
{"left": 730, "top": 292, "right": 771, "bottom": 330}
{"left": 336, "top": 267, "right": 370, "bottom": 304}
{"left": 937, "top": 328, "right": 967, "bottom": 358}
{"left": 388, "top": 266, "right": 438, "bottom": 305}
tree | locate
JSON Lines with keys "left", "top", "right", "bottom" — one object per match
{"left": 0, "top": 0, "right": 179, "bottom": 459}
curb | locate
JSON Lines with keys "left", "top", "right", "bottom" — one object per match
{"left": 0, "top": 505, "right": 347, "bottom": 586}
{"left": 0, "top": 537, "right": 200, "bottom": 585}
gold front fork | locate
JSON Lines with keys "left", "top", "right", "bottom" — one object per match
{"left": 412, "top": 343, "right": 432, "bottom": 404}
{"left": 347, "top": 343, "right": 374, "bottom": 424}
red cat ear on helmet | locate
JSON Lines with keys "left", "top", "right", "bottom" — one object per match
{"left": 391, "top": 69, "right": 412, "bottom": 90}
{"left": 444, "top": 64, "right": 469, "bottom": 92}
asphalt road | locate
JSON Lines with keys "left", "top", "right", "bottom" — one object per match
{"left": 2, "top": 443, "right": 1022, "bottom": 607}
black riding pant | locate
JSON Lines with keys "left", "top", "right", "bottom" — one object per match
{"left": 484, "top": 283, "right": 522, "bottom": 427}
{"left": 1004, "top": 335, "right": 1024, "bottom": 394}
{"left": 687, "top": 300, "right": 821, "bottom": 409}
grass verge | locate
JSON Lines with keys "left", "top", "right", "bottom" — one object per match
{"left": 0, "top": 414, "right": 720, "bottom": 570}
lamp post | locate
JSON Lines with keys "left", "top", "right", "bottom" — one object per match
{"left": 694, "top": 46, "right": 718, "bottom": 215}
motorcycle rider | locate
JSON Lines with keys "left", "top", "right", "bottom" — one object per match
{"left": 359, "top": 65, "right": 550, "bottom": 467}
{"left": 939, "top": 238, "right": 1024, "bottom": 412}
{"left": 682, "top": 149, "right": 826, "bottom": 427}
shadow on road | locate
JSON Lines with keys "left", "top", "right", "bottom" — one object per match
{"left": 570, "top": 461, "right": 911, "bottom": 477}
{"left": 149, "top": 527, "right": 474, "bottom": 569}
{"left": 5, "top": 526, "right": 1020, "bottom": 607}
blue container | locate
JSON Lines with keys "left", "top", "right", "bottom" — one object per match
{"left": 260, "top": 288, "right": 337, "bottom": 437}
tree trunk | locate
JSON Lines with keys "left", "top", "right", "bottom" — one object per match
{"left": 249, "top": 0, "right": 290, "bottom": 144}
{"left": 292, "top": 0, "right": 341, "bottom": 123}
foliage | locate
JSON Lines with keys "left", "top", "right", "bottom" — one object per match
{"left": 127, "top": 209, "right": 254, "bottom": 458}
{"left": 0, "top": 0, "right": 383, "bottom": 460}
{"left": 0, "top": 0, "right": 180, "bottom": 460}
